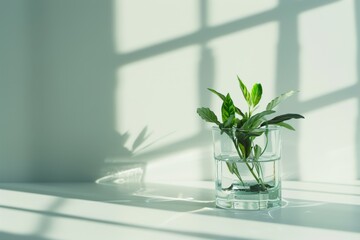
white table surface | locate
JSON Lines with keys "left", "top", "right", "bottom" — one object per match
{"left": 0, "top": 181, "right": 359, "bottom": 240}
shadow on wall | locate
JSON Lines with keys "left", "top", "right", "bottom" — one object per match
{"left": 0, "top": 0, "right": 33, "bottom": 181}
{"left": 0, "top": 1, "right": 122, "bottom": 181}
{"left": 28, "top": 0, "right": 133, "bottom": 181}
{"left": 27, "top": 0, "right": 215, "bottom": 182}
{"left": 0, "top": 0, "right": 215, "bottom": 182}
{"left": 355, "top": 0, "right": 360, "bottom": 180}
{"left": 275, "top": 0, "right": 352, "bottom": 180}
{"left": 280, "top": 0, "right": 360, "bottom": 181}
{"left": 127, "top": 0, "right": 357, "bottom": 183}
{"left": 1, "top": 0, "right": 359, "bottom": 182}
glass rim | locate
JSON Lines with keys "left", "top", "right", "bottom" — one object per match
{"left": 212, "top": 125, "right": 281, "bottom": 132}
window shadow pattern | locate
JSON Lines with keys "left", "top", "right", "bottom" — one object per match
{"left": 2, "top": 0, "right": 358, "bottom": 183}
{"left": 0, "top": 182, "right": 359, "bottom": 236}
{"left": 1, "top": 1, "right": 360, "bottom": 238}
{"left": 121, "top": 0, "right": 356, "bottom": 183}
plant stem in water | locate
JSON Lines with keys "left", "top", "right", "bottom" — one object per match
{"left": 231, "top": 139, "right": 267, "bottom": 191}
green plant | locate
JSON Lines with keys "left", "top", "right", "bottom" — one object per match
{"left": 197, "top": 76, "right": 304, "bottom": 191}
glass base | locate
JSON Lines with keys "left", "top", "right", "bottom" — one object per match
{"left": 216, "top": 194, "right": 281, "bottom": 210}
{"left": 215, "top": 183, "right": 281, "bottom": 210}
{"left": 215, "top": 156, "right": 281, "bottom": 210}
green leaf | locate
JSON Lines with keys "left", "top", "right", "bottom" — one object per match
{"left": 266, "top": 90, "right": 297, "bottom": 110}
{"left": 236, "top": 118, "right": 246, "bottom": 129}
{"left": 254, "top": 145, "right": 262, "bottom": 160}
{"left": 276, "top": 122, "right": 295, "bottom": 131}
{"left": 251, "top": 83, "right": 263, "bottom": 107}
{"left": 237, "top": 76, "right": 251, "bottom": 106}
{"left": 247, "top": 128, "right": 266, "bottom": 137}
{"left": 221, "top": 94, "right": 236, "bottom": 124}
{"left": 261, "top": 113, "right": 304, "bottom": 126}
{"left": 226, "top": 161, "right": 234, "bottom": 174}
{"left": 241, "top": 110, "right": 275, "bottom": 130}
{"left": 223, "top": 114, "right": 235, "bottom": 128}
{"left": 235, "top": 131, "right": 252, "bottom": 159}
{"left": 208, "top": 88, "right": 226, "bottom": 101}
{"left": 238, "top": 142, "right": 248, "bottom": 159}
{"left": 235, "top": 128, "right": 265, "bottom": 138}
{"left": 197, "top": 108, "right": 221, "bottom": 125}
{"left": 253, "top": 145, "right": 263, "bottom": 177}
{"left": 208, "top": 88, "right": 245, "bottom": 117}
{"left": 235, "top": 107, "right": 245, "bottom": 117}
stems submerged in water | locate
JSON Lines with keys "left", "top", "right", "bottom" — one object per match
{"left": 231, "top": 135, "right": 267, "bottom": 191}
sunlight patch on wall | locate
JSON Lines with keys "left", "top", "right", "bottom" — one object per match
{"left": 298, "top": 0, "right": 356, "bottom": 101}
{"left": 208, "top": 0, "right": 278, "bottom": 27}
{"left": 115, "top": 46, "right": 200, "bottom": 155}
{"left": 208, "top": 22, "right": 278, "bottom": 112}
{"left": 113, "top": 0, "right": 199, "bottom": 53}
{"left": 299, "top": 98, "right": 357, "bottom": 182}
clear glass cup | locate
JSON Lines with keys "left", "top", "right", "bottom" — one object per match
{"left": 212, "top": 126, "right": 281, "bottom": 210}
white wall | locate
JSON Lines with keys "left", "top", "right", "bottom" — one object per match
{"left": 0, "top": 0, "right": 359, "bottom": 183}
